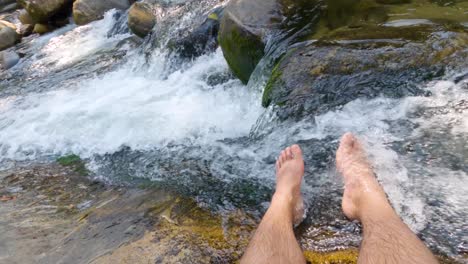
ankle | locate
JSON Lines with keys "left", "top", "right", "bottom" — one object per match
{"left": 358, "top": 195, "right": 396, "bottom": 223}
{"left": 271, "top": 193, "right": 294, "bottom": 220}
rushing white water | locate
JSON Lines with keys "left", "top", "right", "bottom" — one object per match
{"left": 31, "top": 12, "right": 129, "bottom": 69}
{"left": 0, "top": 10, "right": 263, "bottom": 161}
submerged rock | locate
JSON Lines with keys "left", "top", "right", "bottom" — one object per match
{"left": 128, "top": 1, "right": 156, "bottom": 38}
{"left": 0, "top": 20, "right": 19, "bottom": 51}
{"left": 73, "top": 0, "right": 132, "bottom": 25}
{"left": 17, "top": 0, "right": 73, "bottom": 23}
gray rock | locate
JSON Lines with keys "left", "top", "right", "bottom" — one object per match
{"left": 0, "top": 20, "right": 19, "bottom": 51}
{"left": 0, "top": 50, "right": 20, "bottom": 69}
{"left": 73, "top": 0, "right": 132, "bottom": 25}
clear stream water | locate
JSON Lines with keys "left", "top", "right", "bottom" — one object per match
{"left": 0, "top": 2, "right": 467, "bottom": 261}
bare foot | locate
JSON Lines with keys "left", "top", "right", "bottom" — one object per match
{"left": 275, "top": 145, "right": 305, "bottom": 226}
{"left": 336, "top": 133, "right": 389, "bottom": 221}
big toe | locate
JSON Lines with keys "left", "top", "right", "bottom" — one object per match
{"left": 291, "top": 144, "right": 303, "bottom": 160}
{"left": 338, "top": 133, "right": 356, "bottom": 154}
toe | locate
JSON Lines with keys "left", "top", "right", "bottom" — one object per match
{"left": 338, "top": 133, "right": 355, "bottom": 156}
{"left": 280, "top": 150, "right": 286, "bottom": 164}
{"left": 286, "top": 147, "right": 293, "bottom": 160}
{"left": 276, "top": 159, "right": 280, "bottom": 170}
{"left": 291, "top": 144, "right": 303, "bottom": 159}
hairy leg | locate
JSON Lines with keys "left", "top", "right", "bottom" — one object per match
{"left": 337, "top": 133, "right": 438, "bottom": 264}
{"left": 241, "top": 145, "right": 306, "bottom": 264}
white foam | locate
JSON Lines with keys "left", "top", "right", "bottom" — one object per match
{"left": 29, "top": 10, "right": 129, "bottom": 70}
{"left": 0, "top": 49, "right": 263, "bottom": 160}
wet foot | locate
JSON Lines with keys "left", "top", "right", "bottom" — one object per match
{"left": 274, "top": 144, "right": 305, "bottom": 225}
{"left": 336, "top": 133, "right": 389, "bottom": 221}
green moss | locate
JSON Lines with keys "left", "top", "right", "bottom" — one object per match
{"left": 208, "top": 12, "right": 219, "bottom": 21}
{"left": 57, "top": 154, "right": 89, "bottom": 176}
{"left": 218, "top": 16, "right": 265, "bottom": 84}
{"left": 262, "top": 63, "right": 283, "bottom": 108}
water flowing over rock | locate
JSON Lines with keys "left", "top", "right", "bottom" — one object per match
{"left": 73, "top": 0, "right": 133, "bottom": 25}
{"left": 0, "top": 20, "right": 19, "bottom": 51}
{"left": 0, "top": 0, "right": 18, "bottom": 13}
{"left": 168, "top": 7, "right": 223, "bottom": 59}
{"left": 262, "top": 32, "right": 468, "bottom": 115}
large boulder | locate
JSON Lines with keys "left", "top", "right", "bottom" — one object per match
{"left": 17, "top": 0, "right": 73, "bottom": 23}
{"left": 0, "top": 20, "right": 19, "bottom": 51}
{"left": 128, "top": 2, "right": 156, "bottom": 38}
{"left": 73, "top": 0, "right": 132, "bottom": 25}
{"left": 262, "top": 30, "right": 468, "bottom": 119}
{"left": 218, "top": 0, "right": 279, "bottom": 84}
{"left": 218, "top": 0, "right": 321, "bottom": 84}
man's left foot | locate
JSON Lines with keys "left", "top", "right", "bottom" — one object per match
{"left": 275, "top": 145, "right": 305, "bottom": 225}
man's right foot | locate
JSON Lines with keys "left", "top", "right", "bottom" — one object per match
{"left": 336, "top": 133, "right": 390, "bottom": 221}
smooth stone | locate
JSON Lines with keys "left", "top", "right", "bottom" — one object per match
{"left": 128, "top": 2, "right": 156, "bottom": 38}
{"left": 73, "top": 0, "right": 132, "bottom": 25}
{"left": 0, "top": 20, "right": 19, "bottom": 51}
{"left": 0, "top": 50, "right": 20, "bottom": 69}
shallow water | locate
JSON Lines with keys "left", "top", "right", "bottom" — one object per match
{"left": 0, "top": 1, "right": 467, "bottom": 261}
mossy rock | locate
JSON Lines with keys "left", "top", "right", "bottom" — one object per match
{"left": 218, "top": 0, "right": 274, "bottom": 84}
{"left": 219, "top": 0, "right": 324, "bottom": 84}
{"left": 0, "top": 20, "right": 19, "bottom": 51}
{"left": 57, "top": 154, "right": 89, "bottom": 176}
{"left": 17, "top": 0, "right": 73, "bottom": 23}
{"left": 262, "top": 31, "right": 467, "bottom": 119}
{"left": 128, "top": 2, "right": 156, "bottom": 38}
{"left": 73, "top": 0, "right": 131, "bottom": 25}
